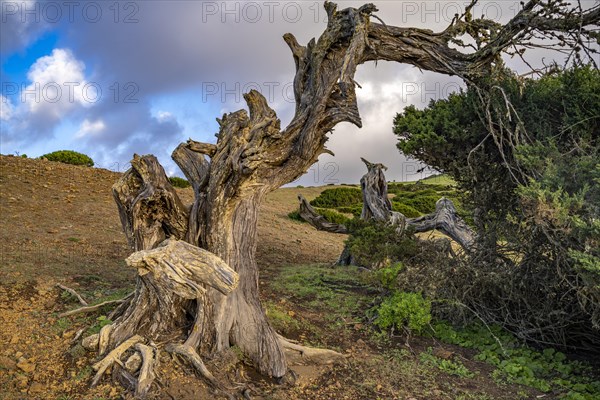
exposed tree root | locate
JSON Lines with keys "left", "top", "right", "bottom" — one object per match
{"left": 91, "top": 334, "right": 144, "bottom": 386}
{"left": 56, "top": 283, "right": 88, "bottom": 305}
{"left": 165, "top": 344, "right": 229, "bottom": 394}
{"left": 134, "top": 343, "right": 156, "bottom": 398}
{"left": 98, "top": 324, "right": 113, "bottom": 356}
{"left": 277, "top": 334, "right": 347, "bottom": 366}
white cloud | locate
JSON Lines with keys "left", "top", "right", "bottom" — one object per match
{"left": 0, "top": 95, "right": 13, "bottom": 121}
{"left": 23, "top": 48, "right": 92, "bottom": 118}
{"left": 76, "top": 119, "right": 105, "bottom": 138}
{"left": 155, "top": 111, "right": 174, "bottom": 122}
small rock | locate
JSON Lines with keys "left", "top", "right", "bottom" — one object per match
{"left": 125, "top": 353, "right": 142, "bottom": 373}
{"left": 16, "top": 375, "right": 29, "bottom": 389}
{"left": 16, "top": 358, "right": 35, "bottom": 373}
{"left": 10, "top": 335, "right": 19, "bottom": 344}
{"left": 0, "top": 356, "right": 17, "bottom": 370}
{"left": 28, "top": 382, "right": 45, "bottom": 394}
{"left": 14, "top": 351, "right": 23, "bottom": 358}
{"left": 82, "top": 334, "right": 99, "bottom": 351}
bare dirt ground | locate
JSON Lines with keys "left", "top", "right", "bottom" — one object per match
{"left": 0, "top": 155, "right": 536, "bottom": 399}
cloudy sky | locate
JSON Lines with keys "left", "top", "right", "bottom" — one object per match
{"left": 1, "top": 0, "right": 596, "bottom": 185}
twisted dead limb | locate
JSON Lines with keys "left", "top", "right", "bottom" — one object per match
{"left": 298, "top": 158, "right": 475, "bottom": 262}
{"left": 297, "top": 194, "right": 349, "bottom": 234}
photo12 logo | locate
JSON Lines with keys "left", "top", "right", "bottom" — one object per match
{"left": 399, "top": 1, "right": 520, "bottom": 24}
{"left": 1, "top": 1, "right": 140, "bottom": 24}
{"left": 200, "top": 1, "right": 334, "bottom": 24}
{"left": 201, "top": 81, "right": 295, "bottom": 104}
{"left": 2, "top": 81, "right": 140, "bottom": 104}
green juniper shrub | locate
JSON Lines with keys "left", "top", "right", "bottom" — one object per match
{"left": 287, "top": 210, "right": 305, "bottom": 222}
{"left": 336, "top": 204, "right": 363, "bottom": 217}
{"left": 168, "top": 176, "right": 191, "bottom": 188}
{"left": 391, "top": 202, "right": 422, "bottom": 218}
{"left": 394, "top": 65, "right": 600, "bottom": 352}
{"left": 310, "top": 187, "right": 362, "bottom": 208}
{"left": 345, "top": 219, "right": 418, "bottom": 268}
{"left": 41, "top": 150, "right": 94, "bottom": 166}
{"left": 314, "top": 207, "right": 352, "bottom": 225}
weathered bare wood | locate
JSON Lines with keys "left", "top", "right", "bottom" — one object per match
{"left": 91, "top": 334, "right": 144, "bottom": 386}
{"left": 277, "top": 334, "right": 347, "bottom": 365}
{"left": 58, "top": 298, "right": 126, "bottom": 318}
{"left": 134, "top": 343, "right": 156, "bottom": 398}
{"left": 360, "top": 158, "right": 394, "bottom": 222}
{"left": 113, "top": 154, "right": 188, "bottom": 251}
{"left": 172, "top": 143, "right": 210, "bottom": 245}
{"left": 408, "top": 198, "right": 475, "bottom": 251}
{"left": 126, "top": 239, "right": 239, "bottom": 298}
{"left": 186, "top": 139, "right": 217, "bottom": 157}
{"left": 297, "top": 194, "right": 349, "bottom": 234}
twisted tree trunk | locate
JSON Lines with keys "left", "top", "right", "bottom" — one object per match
{"left": 298, "top": 158, "right": 475, "bottom": 264}
{"left": 81, "top": 0, "right": 598, "bottom": 396}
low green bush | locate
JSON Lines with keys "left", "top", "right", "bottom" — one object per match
{"left": 169, "top": 176, "right": 191, "bottom": 188}
{"left": 288, "top": 210, "right": 305, "bottom": 222}
{"left": 345, "top": 219, "right": 418, "bottom": 268}
{"left": 401, "top": 195, "right": 439, "bottom": 214}
{"left": 41, "top": 150, "right": 94, "bottom": 166}
{"left": 391, "top": 202, "right": 421, "bottom": 218}
{"left": 336, "top": 205, "right": 363, "bottom": 217}
{"left": 310, "top": 187, "right": 362, "bottom": 208}
{"left": 315, "top": 208, "right": 352, "bottom": 225}
{"left": 374, "top": 291, "right": 432, "bottom": 334}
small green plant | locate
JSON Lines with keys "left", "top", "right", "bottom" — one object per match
{"left": 41, "top": 150, "right": 94, "bottom": 166}
{"left": 287, "top": 210, "right": 305, "bottom": 222}
{"left": 21, "top": 154, "right": 27, "bottom": 158}
{"left": 168, "top": 176, "right": 191, "bottom": 188}
{"left": 419, "top": 348, "right": 475, "bottom": 378}
{"left": 374, "top": 262, "right": 404, "bottom": 290}
{"left": 374, "top": 291, "right": 431, "bottom": 334}
{"left": 54, "top": 317, "right": 72, "bottom": 332}
{"left": 87, "top": 315, "right": 113, "bottom": 335}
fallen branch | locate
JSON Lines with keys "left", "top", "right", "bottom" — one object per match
{"left": 58, "top": 298, "right": 127, "bottom": 318}
{"left": 56, "top": 283, "right": 88, "bottom": 306}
